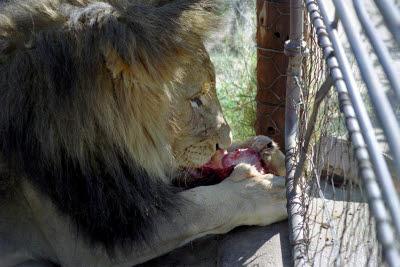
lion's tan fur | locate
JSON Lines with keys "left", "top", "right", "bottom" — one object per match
{"left": 102, "top": 46, "right": 175, "bottom": 180}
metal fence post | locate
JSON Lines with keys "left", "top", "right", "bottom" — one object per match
{"left": 284, "top": 0, "right": 309, "bottom": 266}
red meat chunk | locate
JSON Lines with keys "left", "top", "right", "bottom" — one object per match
{"left": 203, "top": 148, "right": 267, "bottom": 177}
{"left": 187, "top": 148, "right": 269, "bottom": 181}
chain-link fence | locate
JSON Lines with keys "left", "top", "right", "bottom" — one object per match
{"left": 256, "top": 0, "right": 290, "bottom": 149}
{"left": 295, "top": 12, "right": 381, "bottom": 266}
{"left": 286, "top": 0, "right": 400, "bottom": 266}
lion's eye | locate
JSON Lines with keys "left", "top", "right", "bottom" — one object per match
{"left": 191, "top": 97, "right": 203, "bottom": 107}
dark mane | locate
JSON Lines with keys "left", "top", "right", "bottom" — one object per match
{"left": 0, "top": 0, "right": 221, "bottom": 251}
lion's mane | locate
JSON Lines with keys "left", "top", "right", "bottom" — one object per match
{"left": 0, "top": 0, "right": 221, "bottom": 251}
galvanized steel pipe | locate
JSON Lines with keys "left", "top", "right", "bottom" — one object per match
{"left": 284, "top": 0, "right": 309, "bottom": 265}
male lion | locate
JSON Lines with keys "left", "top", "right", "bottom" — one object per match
{"left": 0, "top": 0, "right": 287, "bottom": 266}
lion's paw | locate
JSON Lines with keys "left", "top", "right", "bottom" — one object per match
{"left": 252, "top": 136, "right": 286, "bottom": 176}
{"left": 247, "top": 136, "right": 278, "bottom": 162}
{"left": 249, "top": 135, "right": 275, "bottom": 151}
{"left": 223, "top": 163, "right": 262, "bottom": 182}
{"left": 219, "top": 169, "right": 287, "bottom": 227}
{"left": 230, "top": 135, "right": 286, "bottom": 176}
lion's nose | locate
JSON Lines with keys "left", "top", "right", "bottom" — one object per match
{"left": 217, "top": 122, "right": 232, "bottom": 149}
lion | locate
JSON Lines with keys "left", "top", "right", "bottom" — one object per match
{"left": 0, "top": 0, "right": 287, "bottom": 266}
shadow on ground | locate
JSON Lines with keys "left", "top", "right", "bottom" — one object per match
{"left": 138, "top": 220, "right": 290, "bottom": 267}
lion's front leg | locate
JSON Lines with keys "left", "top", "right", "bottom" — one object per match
{"left": 132, "top": 164, "right": 287, "bottom": 265}
{"left": 219, "top": 163, "right": 287, "bottom": 226}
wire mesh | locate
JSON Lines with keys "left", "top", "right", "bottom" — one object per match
{"left": 287, "top": 0, "right": 400, "bottom": 265}
{"left": 256, "top": 0, "right": 290, "bottom": 149}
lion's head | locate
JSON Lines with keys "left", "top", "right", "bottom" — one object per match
{"left": 0, "top": 0, "right": 230, "bottom": 251}
{"left": 168, "top": 57, "right": 232, "bottom": 168}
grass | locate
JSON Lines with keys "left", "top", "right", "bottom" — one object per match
{"left": 208, "top": 0, "right": 257, "bottom": 142}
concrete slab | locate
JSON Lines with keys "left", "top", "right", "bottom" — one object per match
{"left": 138, "top": 235, "right": 219, "bottom": 267}
{"left": 217, "top": 222, "right": 291, "bottom": 267}
{"left": 306, "top": 191, "right": 380, "bottom": 266}
{"left": 138, "top": 221, "right": 290, "bottom": 267}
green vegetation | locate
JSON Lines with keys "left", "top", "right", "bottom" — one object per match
{"left": 208, "top": 1, "right": 257, "bottom": 142}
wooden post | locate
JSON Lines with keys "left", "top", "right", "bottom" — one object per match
{"left": 256, "top": 0, "right": 290, "bottom": 151}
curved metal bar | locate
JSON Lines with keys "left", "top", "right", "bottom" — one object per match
{"left": 307, "top": 0, "right": 400, "bottom": 265}
{"left": 353, "top": 0, "right": 400, "bottom": 104}
{"left": 373, "top": 0, "right": 400, "bottom": 46}
{"left": 332, "top": 0, "right": 400, "bottom": 239}
{"left": 333, "top": 0, "right": 400, "bottom": 179}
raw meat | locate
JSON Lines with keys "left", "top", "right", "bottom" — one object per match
{"left": 202, "top": 148, "right": 267, "bottom": 178}
{"left": 183, "top": 148, "right": 269, "bottom": 189}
